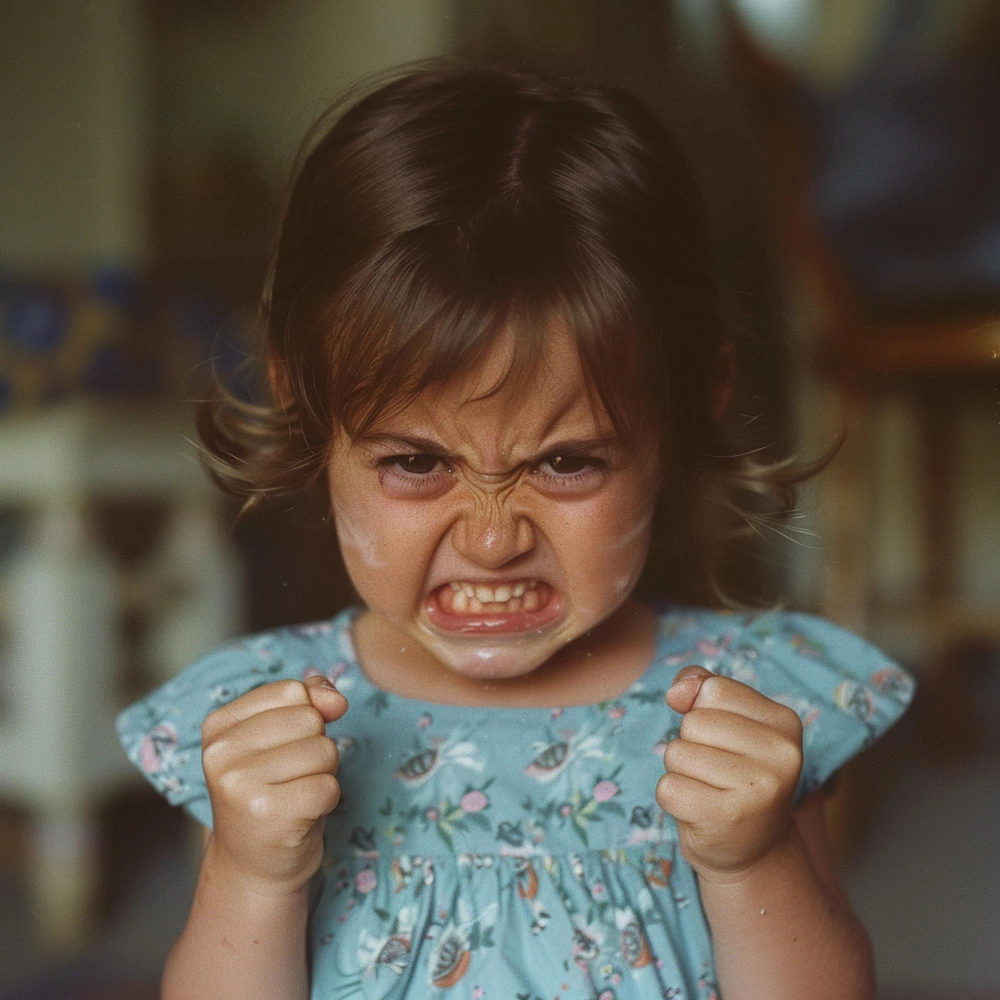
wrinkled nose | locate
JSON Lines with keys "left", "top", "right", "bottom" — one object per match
{"left": 452, "top": 500, "right": 536, "bottom": 569}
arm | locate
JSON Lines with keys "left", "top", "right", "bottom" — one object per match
{"left": 160, "top": 675, "right": 348, "bottom": 1000}
{"left": 161, "top": 828, "right": 310, "bottom": 1000}
{"left": 697, "top": 789, "right": 876, "bottom": 1000}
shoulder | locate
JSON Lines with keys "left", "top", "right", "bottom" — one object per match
{"left": 114, "top": 607, "right": 361, "bottom": 826}
{"left": 116, "top": 607, "right": 360, "bottom": 738}
{"left": 654, "top": 601, "right": 918, "bottom": 805}
{"left": 657, "top": 602, "right": 915, "bottom": 701}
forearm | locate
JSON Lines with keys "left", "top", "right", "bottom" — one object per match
{"left": 697, "top": 825, "right": 876, "bottom": 1000}
{"left": 162, "top": 836, "right": 311, "bottom": 1000}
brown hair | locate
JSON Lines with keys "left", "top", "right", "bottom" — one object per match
{"left": 196, "top": 55, "right": 831, "bottom": 607}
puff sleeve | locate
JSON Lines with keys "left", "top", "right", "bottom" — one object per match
{"left": 115, "top": 638, "right": 292, "bottom": 829}
{"left": 712, "top": 609, "right": 918, "bottom": 807}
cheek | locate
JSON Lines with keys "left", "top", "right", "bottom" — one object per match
{"left": 554, "top": 495, "right": 655, "bottom": 589}
{"left": 331, "top": 487, "right": 444, "bottom": 607}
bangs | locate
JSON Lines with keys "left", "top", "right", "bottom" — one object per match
{"left": 319, "top": 215, "right": 661, "bottom": 447}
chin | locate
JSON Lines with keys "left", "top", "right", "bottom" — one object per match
{"left": 422, "top": 638, "right": 558, "bottom": 681}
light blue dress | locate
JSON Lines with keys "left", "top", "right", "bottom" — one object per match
{"left": 116, "top": 599, "right": 916, "bottom": 999}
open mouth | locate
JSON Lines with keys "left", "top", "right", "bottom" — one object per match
{"left": 424, "top": 578, "right": 563, "bottom": 634}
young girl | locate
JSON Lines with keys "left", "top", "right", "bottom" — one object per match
{"left": 117, "top": 57, "right": 916, "bottom": 1000}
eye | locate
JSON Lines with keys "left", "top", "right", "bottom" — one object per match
{"left": 544, "top": 455, "right": 590, "bottom": 475}
{"left": 375, "top": 453, "right": 453, "bottom": 496}
{"left": 387, "top": 454, "right": 442, "bottom": 475}
{"left": 534, "top": 454, "right": 607, "bottom": 490}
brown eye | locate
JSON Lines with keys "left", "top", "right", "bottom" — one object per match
{"left": 392, "top": 454, "right": 440, "bottom": 475}
{"left": 546, "top": 455, "right": 589, "bottom": 475}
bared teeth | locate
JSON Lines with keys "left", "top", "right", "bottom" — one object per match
{"left": 437, "top": 578, "right": 547, "bottom": 615}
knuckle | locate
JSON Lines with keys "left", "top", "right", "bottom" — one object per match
{"left": 781, "top": 705, "right": 804, "bottom": 737}
{"left": 303, "top": 705, "right": 328, "bottom": 735}
{"left": 698, "top": 675, "right": 721, "bottom": 702}
{"left": 678, "top": 709, "right": 703, "bottom": 741}
{"left": 324, "top": 737, "right": 340, "bottom": 773}
{"left": 324, "top": 773, "right": 342, "bottom": 810}
{"left": 201, "top": 709, "right": 222, "bottom": 745}
{"left": 201, "top": 735, "right": 228, "bottom": 773}
{"left": 274, "top": 678, "right": 309, "bottom": 703}
{"left": 215, "top": 765, "right": 248, "bottom": 802}
{"left": 757, "top": 770, "right": 782, "bottom": 799}
{"left": 289, "top": 703, "right": 326, "bottom": 736}
{"left": 774, "top": 734, "right": 803, "bottom": 773}
{"left": 654, "top": 771, "right": 675, "bottom": 810}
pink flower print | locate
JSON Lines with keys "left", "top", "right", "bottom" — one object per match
{"left": 696, "top": 639, "right": 722, "bottom": 657}
{"left": 303, "top": 666, "right": 322, "bottom": 679}
{"left": 599, "top": 992, "right": 614, "bottom": 1000}
{"left": 665, "top": 652, "right": 693, "bottom": 666}
{"left": 461, "top": 790, "right": 488, "bottom": 813}
{"left": 356, "top": 868, "right": 376, "bottom": 894}
{"left": 329, "top": 661, "right": 349, "bottom": 682}
{"left": 611, "top": 972, "right": 622, "bottom": 985}
{"left": 418, "top": 712, "right": 433, "bottom": 728}
{"left": 608, "top": 705, "right": 625, "bottom": 720}
{"left": 560, "top": 803, "right": 573, "bottom": 817}
{"left": 140, "top": 723, "right": 178, "bottom": 775}
{"left": 593, "top": 780, "right": 619, "bottom": 802}
{"left": 472, "top": 988, "right": 485, "bottom": 999}
{"left": 426, "top": 808, "right": 439, "bottom": 821}
{"left": 551, "top": 707, "right": 563, "bottom": 719}
{"left": 591, "top": 882, "right": 606, "bottom": 900}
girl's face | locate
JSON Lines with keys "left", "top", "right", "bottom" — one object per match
{"left": 325, "top": 324, "right": 662, "bottom": 684}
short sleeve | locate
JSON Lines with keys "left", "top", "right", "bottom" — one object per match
{"left": 115, "top": 639, "right": 292, "bottom": 829}
{"left": 717, "top": 609, "right": 918, "bottom": 807}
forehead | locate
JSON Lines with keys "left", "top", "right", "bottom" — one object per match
{"left": 369, "top": 326, "right": 611, "bottom": 462}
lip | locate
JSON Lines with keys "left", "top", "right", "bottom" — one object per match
{"left": 423, "top": 581, "right": 564, "bottom": 635}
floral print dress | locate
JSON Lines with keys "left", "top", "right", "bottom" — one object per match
{"left": 116, "top": 600, "right": 916, "bottom": 999}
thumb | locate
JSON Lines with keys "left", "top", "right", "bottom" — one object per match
{"left": 303, "top": 674, "right": 349, "bottom": 723}
{"left": 665, "top": 665, "right": 714, "bottom": 715}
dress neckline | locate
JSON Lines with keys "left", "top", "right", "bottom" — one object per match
{"left": 335, "top": 599, "right": 673, "bottom": 713}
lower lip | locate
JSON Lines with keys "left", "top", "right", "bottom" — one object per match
{"left": 423, "top": 584, "right": 563, "bottom": 635}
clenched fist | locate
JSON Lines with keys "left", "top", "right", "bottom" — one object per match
{"left": 201, "top": 675, "right": 349, "bottom": 897}
{"left": 655, "top": 665, "right": 803, "bottom": 884}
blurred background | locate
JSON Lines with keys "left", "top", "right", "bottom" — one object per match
{"left": 1, "top": 1, "right": 998, "bottom": 997}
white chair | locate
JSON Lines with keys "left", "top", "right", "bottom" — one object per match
{"left": 0, "top": 399, "right": 243, "bottom": 953}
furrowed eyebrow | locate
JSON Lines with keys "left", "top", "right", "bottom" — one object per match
{"left": 357, "top": 433, "right": 624, "bottom": 465}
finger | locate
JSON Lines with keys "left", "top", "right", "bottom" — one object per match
{"left": 663, "top": 738, "right": 748, "bottom": 791}
{"left": 279, "top": 771, "right": 342, "bottom": 821}
{"left": 242, "top": 771, "right": 342, "bottom": 824}
{"left": 203, "top": 703, "right": 328, "bottom": 772}
{"left": 665, "top": 665, "right": 714, "bottom": 714}
{"left": 303, "top": 675, "right": 350, "bottom": 723}
{"left": 678, "top": 707, "right": 796, "bottom": 764}
{"left": 255, "top": 734, "right": 340, "bottom": 785}
{"left": 655, "top": 769, "right": 725, "bottom": 824}
{"left": 203, "top": 679, "right": 313, "bottom": 744}
{"left": 691, "top": 675, "right": 802, "bottom": 740}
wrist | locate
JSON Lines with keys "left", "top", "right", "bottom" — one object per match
{"left": 694, "top": 820, "right": 799, "bottom": 890}
{"left": 203, "top": 837, "right": 314, "bottom": 905}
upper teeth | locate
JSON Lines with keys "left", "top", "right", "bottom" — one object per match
{"left": 446, "top": 579, "right": 538, "bottom": 604}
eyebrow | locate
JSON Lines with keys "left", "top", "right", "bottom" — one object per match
{"left": 356, "top": 433, "right": 624, "bottom": 465}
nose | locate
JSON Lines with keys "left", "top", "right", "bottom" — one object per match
{"left": 452, "top": 497, "right": 536, "bottom": 569}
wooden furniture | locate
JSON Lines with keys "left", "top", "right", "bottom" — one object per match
{"left": 726, "top": 22, "right": 1000, "bottom": 858}
{"left": 0, "top": 400, "right": 242, "bottom": 953}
